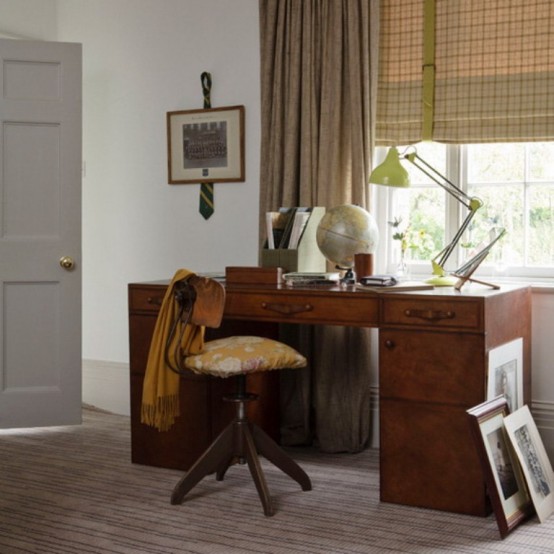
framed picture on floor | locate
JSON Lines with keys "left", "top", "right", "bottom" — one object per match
{"left": 167, "top": 105, "right": 245, "bottom": 184}
{"left": 487, "top": 338, "right": 523, "bottom": 413}
{"left": 505, "top": 405, "right": 554, "bottom": 524}
{"left": 467, "top": 396, "right": 533, "bottom": 538}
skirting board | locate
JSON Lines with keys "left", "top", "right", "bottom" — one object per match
{"left": 529, "top": 400, "right": 554, "bottom": 463}
{"left": 82, "top": 359, "right": 130, "bottom": 416}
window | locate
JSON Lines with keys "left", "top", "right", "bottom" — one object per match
{"left": 373, "top": 142, "right": 554, "bottom": 281}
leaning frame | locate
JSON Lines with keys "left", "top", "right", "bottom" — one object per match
{"left": 467, "top": 396, "right": 533, "bottom": 538}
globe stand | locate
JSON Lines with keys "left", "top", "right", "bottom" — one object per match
{"left": 338, "top": 266, "right": 356, "bottom": 285}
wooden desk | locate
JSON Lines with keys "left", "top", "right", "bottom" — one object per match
{"left": 128, "top": 281, "right": 531, "bottom": 516}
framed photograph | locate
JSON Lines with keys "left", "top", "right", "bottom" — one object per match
{"left": 167, "top": 105, "right": 245, "bottom": 184}
{"left": 505, "top": 405, "right": 554, "bottom": 523}
{"left": 487, "top": 338, "right": 523, "bottom": 413}
{"left": 467, "top": 396, "right": 533, "bottom": 538}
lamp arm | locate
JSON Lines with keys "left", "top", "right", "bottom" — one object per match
{"left": 404, "top": 152, "right": 473, "bottom": 209}
{"left": 435, "top": 207, "right": 478, "bottom": 269}
{"left": 402, "top": 149, "right": 484, "bottom": 275}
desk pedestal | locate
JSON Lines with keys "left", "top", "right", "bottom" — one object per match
{"left": 379, "top": 287, "right": 531, "bottom": 515}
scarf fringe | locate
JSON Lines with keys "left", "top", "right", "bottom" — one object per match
{"left": 141, "top": 395, "right": 180, "bottom": 432}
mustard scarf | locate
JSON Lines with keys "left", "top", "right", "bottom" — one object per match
{"left": 141, "top": 269, "right": 205, "bottom": 431}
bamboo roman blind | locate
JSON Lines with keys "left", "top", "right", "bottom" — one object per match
{"left": 376, "top": 0, "right": 554, "bottom": 145}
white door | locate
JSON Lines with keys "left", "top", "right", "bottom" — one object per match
{"left": 0, "top": 38, "right": 82, "bottom": 428}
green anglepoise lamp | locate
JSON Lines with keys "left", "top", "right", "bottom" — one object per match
{"left": 369, "top": 146, "right": 485, "bottom": 286}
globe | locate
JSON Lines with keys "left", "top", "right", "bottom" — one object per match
{"left": 316, "top": 204, "right": 379, "bottom": 269}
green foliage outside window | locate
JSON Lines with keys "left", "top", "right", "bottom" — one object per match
{"left": 386, "top": 142, "right": 554, "bottom": 274}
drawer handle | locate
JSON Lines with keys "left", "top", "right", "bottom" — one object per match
{"left": 404, "top": 309, "right": 455, "bottom": 322}
{"left": 261, "top": 302, "right": 313, "bottom": 315}
{"left": 147, "top": 296, "right": 163, "bottom": 306}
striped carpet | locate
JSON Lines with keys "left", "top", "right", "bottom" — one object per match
{"left": 1, "top": 407, "right": 553, "bottom": 554}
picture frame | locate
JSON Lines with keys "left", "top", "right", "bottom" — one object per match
{"left": 167, "top": 105, "right": 245, "bottom": 184}
{"left": 505, "top": 405, "right": 554, "bottom": 523}
{"left": 487, "top": 338, "right": 523, "bottom": 414}
{"left": 467, "top": 396, "right": 533, "bottom": 538}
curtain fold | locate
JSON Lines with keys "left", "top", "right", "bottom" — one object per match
{"left": 377, "top": 0, "right": 554, "bottom": 145}
{"left": 259, "top": 0, "right": 380, "bottom": 452}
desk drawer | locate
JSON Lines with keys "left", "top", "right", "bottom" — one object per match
{"left": 225, "top": 290, "right": 379, "bottom": 327}
{"left": 129, "top": 286, "right": 167, "bottom": 313}
{"left": 381, "top": 297, "right": 482, "bottom": 330}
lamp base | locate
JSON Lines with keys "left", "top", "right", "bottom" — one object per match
{"left": 425, "top": 274, "right": 458, "bottom": 287}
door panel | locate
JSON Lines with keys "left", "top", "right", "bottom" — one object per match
{"left": 4, "top": 122, "right": 61, "bottom": 237}
{"left": 3, "top": 58, "right": 61, "bottom": 100}
{"left": 0, "top": 38, "right": 82, "bottom": 428}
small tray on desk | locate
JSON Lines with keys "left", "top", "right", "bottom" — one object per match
{"left": 225, "top": 266, "right": 283, "bottom": 285}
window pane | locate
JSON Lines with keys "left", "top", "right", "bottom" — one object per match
{"left": 392, "top": 143, "right": 446, "bottom": 262}
{"left": 467, "top": 184, "right": 524, "bottom": 267}
{"left": 380, "top": 141, "right": 554, "bottom": 278}
{"left": 528, "top": 143, "right": 554, "bottom": 182}
{"left": 527, "top": 184, "right": 554, "bottom": 266}
{"left": 392, "top": 187, "right": 445, "bottom": 262}
{"left": 405, "top": 142, "right": 447, "bottom": 184}
{"left": 467, "top": 143, "right": 524, "bottom": 183}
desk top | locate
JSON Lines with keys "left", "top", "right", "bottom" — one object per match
{"left": 129, "top": 279, "right": 529, "bottom": 330}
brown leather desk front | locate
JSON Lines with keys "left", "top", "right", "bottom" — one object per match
{"left": 128, "top": 281, "right": 531, "bottom": 516}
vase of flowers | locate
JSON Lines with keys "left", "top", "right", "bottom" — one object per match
{"left": 388, "top": 217, "right": 410, "bottom": 278}
{"left": 389, "top": 216, "right": 435, "bottom": 279}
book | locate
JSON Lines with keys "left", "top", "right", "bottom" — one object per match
{"left": 283, "top": 272, "right": 341, "bottom": 282}
{"left": 355, "top": 281, "right": 434, "bottom": 293}
{"left": 265, "top": 212, "right": 277, "bottom": 249}
{"left": 265, "top": 209, "right": 293, "bottom": 249}
{"left": 275, "top": 208, "right": 294, "bottom": 248}
{"left": 287, "top": 210, "right": 311, "bottom": 249}
{"left": 264, "top": 207, "right": 315, "bottom": 249}
{"left": 359, "top": 275, "right": 398, "bottom": 286}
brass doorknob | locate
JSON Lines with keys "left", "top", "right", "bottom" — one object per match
{"left": 59, "top": 256, "right": 75, "bottom": 270}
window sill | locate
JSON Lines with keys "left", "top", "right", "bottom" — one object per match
{"left": 486, "top": 276, "right": 554, "bottom": 293}
{"left": 406, "top": 270, "right": 554, "bottom": 294}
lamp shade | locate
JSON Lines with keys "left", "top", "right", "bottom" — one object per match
{"left": 369, "top": 147, "right": 410, "bottom": 187}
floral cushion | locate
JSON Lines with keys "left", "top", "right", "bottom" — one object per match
{"left": 184, "top": 335, "right": 307, "bottom": 378}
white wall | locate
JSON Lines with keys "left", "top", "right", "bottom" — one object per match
{"left": 531, "top": 288, "right": 554, "bottom": 460}
{"left": 0, "top": 0, "right": 57, "bottom": 39}
{"left": 55, "top": 0, "right": 261, "bottom": 366}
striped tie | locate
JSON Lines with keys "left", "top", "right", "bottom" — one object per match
{"left": 199, "top": 72, "right": 214, "bottom": 219}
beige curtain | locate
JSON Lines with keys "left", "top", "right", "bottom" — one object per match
{"left": 259, "top": 0, "right": 380, "bottom": 452}
{"left": 377, "top": 0, "right": 554, "bottom": 145}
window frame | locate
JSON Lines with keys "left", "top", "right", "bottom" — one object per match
{"left": 371, "top": 143, "right": 554, "bottom": 284}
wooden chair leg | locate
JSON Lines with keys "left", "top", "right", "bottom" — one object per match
{"left": 252, "top": 424, "right": 312, "bottom": 491}
{"left": 215, "top": 455, "right": 235, "bottom": 481}
{"left": 242, "top": 423, "right": 274, "bottom": 516}
{"left": 171, "top": 423, "right": 234, "bottom": 505}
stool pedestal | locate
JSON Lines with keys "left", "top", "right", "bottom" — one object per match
{"left": 171, "top": 375, "right": 312, "bottom": 516}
